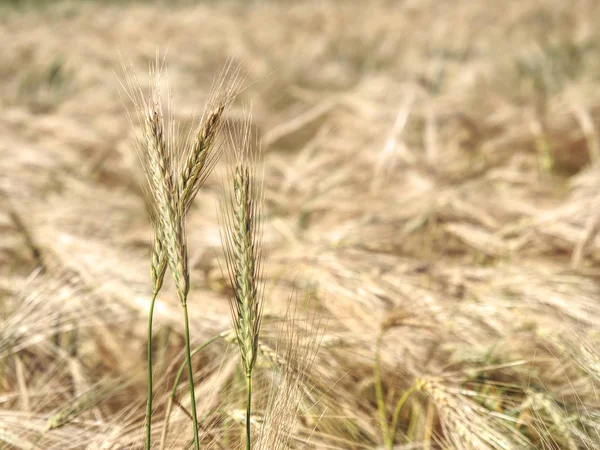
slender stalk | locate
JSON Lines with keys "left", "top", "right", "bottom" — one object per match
{"left": 182, "top": 302, "right": 200, "bottom": 450}
{"left": 375, "top": 327, "right": 416, "bottom": 449}
{"left": 160, "top": 333, "right": 223, "bottom": 450}
{"left": 388, "top": 385, "right": 416, "bottom": 448}
{"left": 246, "top": 374, "right": 252, "bottom": 450}
{"left": 423, "top": 400, "right": 435, "bottom": 449}
{"left": 145, "top": 290, "right": 159, "bottom": 450}
{"left": 374, "top": 331, "right": 389, "bottom": 447}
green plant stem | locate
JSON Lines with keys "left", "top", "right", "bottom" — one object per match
{"left": 374, "top": 331, "right": 389, "bottom": 448}
{"left": 160, "top": 333, "right": 222, "bottom": 450}
{"left": 387, "top": 385, "right": 416, "bottom": 447}
{"left": 375, "top": 330, "right": 417, "bottom": 449}
{"left": 246, "top": 373, "right": 252, "bottom": 450}
{"left": 146, "top": 290, "right": 158, "bottom": 450}
{"left": 182, "top": 302, "right": 200, "bottom": 450}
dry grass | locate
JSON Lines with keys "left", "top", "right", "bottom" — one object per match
{"left": 2, "top": 0, "right": 600, "bottom": 448}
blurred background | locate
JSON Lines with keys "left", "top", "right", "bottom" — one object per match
{"left": 2, "top": 0, "right": 600, "bottom": 448}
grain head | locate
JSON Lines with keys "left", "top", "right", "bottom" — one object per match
{"left": 219, "top": 111, "right": 265, "bottom": 377}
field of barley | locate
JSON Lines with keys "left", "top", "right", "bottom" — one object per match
{"left": 2, "top": 0, "right": 600, "bottom": 449}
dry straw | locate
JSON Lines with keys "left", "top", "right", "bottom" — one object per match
{"left": 29, "top": 379, "right": 125, "bottom": 449}
{"left": 255, "top": 304, "right": 322, "bottom": 450}
{"left": 416, "top": 377, "right": 534, "bottom": 450}
{"left": 520, "top": 391, "right": 578, "bottom": 450}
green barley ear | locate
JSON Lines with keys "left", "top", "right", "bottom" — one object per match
{"left": 120, "top": 55, "right": 208, "bottom": 450}
{"left": 142, "top": 74, "right": 189, "bottom": 304}
{"left": 121, "top": 55, "right": 243, "bottom": 450}
{"left": 219, "top": 111, "right": 264, "bottom": 377}
{"left": 129, "top": 61, "right": 191, "bottom": 450}
{"left": 120, "top": 56, "right": 188, "bottom": 301}
{"left": 122, "top": 56, "right": 242, "bottom": 297}
{"left": 219, "top": 110, "right": 264, "bottom": 450}
{"left": 148, "top": 61, "right": 244, "bottom": 294}
{"left": 177, "top": 60, "right": 243, "bottom": 217}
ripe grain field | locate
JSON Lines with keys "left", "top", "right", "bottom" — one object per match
{"left": 1, "top": 0, "right": 600, "bottom": 449}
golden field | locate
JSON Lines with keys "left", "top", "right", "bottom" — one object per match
{"left": 1, "top": 0, "right": 600, "bottom": 448}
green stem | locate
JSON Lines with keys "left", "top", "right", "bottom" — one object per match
{"left": 160, "top": 333, "right": 222, "bottom": 450}
{"left": 182, "top": 302, "right": 200, "bottom": 450}
{"left": 388, "top": 385, "right": 416, "bottom": 447}
{"left": 146, "top": 290, "right": 158, "bottom": 450}
{"left": 246, "top": 373, "right": 252, "bottom": 450}
{"left": 374, "top": 331, "right": 389, "bottom": 448}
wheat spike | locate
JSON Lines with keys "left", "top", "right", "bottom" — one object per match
{"left": 142, "top": 90, "right": 189, "bottom": 303}
{"left": 120, "top": 57, "right": 189, "bottom": 301}
{"left": 219, "top": 110, "right": 264, "bottom": 450}
{"left": 417, "top": 377, "right": 534, "bottom": 450}
{"left": 120, "top": 55, "right": 239, "bottom": 450}
{"left": 220, "top": 112, "right": 264, "bottom": 376}
{"left": 147, "top": 61, "right": 243, "bottom": 295}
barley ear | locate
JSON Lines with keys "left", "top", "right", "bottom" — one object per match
{"left": 124, "top": 60, "right": 189, "bottom": 303}
{"left": 219, "top": 110, "right": 264, "bottom": 450}
{"left": 120, "top": 57, "right": 193, "bottom": 450}
{"left": 219, "top": 111, "right": 264, "bottom": 377}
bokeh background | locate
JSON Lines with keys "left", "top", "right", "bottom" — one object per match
{"left": 2, "top": 0, "right": 600, "bottom": 448}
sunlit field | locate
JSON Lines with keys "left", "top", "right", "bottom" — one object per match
{"left": 2, "top": 1, "right": 600, "bottom": 448}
